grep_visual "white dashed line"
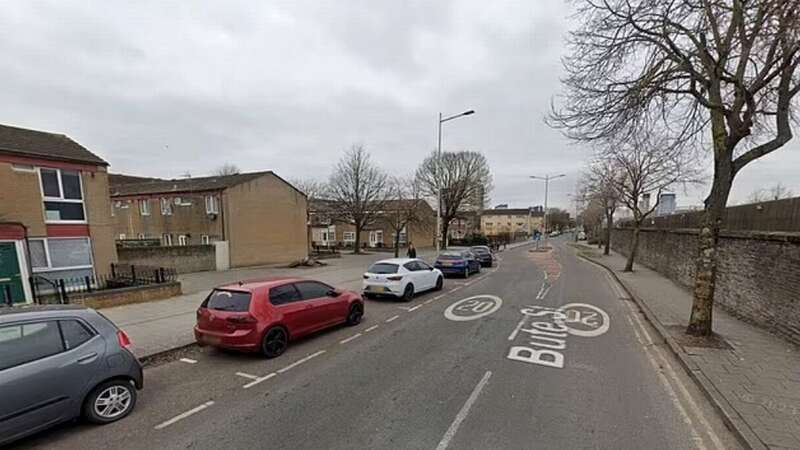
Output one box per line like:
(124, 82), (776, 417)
(154, 401), (214, 430)
(364, 325), (379, 333)
(385, 315), (399, 323)
(435, 371), (492, 450)
(433, 294), (446, 300)
(277, 350), (326, 374)
(424, 299), (434, 305)
(408, 304), (423, 312)
(243, 372), (277, 389)
(340, 333), (362, 344)
(179, 358), (197, 364)
(507, 317), (527, 341)
(235, 372), (260, 380)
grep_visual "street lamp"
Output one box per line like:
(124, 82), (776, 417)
(436, 109), (475, 252)
(530, 174), (565, 248)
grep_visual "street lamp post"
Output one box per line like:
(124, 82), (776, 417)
(530, 174), (565, 248)
(436, 109), (475, 253)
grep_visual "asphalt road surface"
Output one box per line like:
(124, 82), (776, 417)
(12, 239), (742, 450)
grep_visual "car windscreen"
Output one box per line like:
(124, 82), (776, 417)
(203, 289), (252, 312)
(368, 263), (399, 274)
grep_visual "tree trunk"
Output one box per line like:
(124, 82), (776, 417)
(441, 220), (450, 250)
(393, 232), (401, 258)
(687, 160), (734, 336)
(353, 225), (362, 254)
(604, 212), (612, 256)
(623, 224), (640, 272)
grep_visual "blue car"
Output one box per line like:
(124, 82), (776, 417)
(434, 250), (481, 278)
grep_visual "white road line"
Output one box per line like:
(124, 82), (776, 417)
(424, 299), (434, 305)
(435, 371), (493, 450)
(154, 401), (214, 430)
(507, 317), (527, 341)
(385, 315), (399, 323)
(339, 333), (362, 344)
(243, 372), (276, 389)
(277, 350), (326, 374)
(364, 325), (379, 333)
(235, 372), (260, 380)
(433, 294), (446, 300)
(408, 304), (423, 312)
(179, 358), (197, 364)
(535, 282), (547, 300)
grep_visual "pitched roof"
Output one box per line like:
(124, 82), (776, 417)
(0, 124), (108, 166)
(109, 171), (273, 197)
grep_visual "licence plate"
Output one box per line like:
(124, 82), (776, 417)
(201, 335), (221, 345)
(441, 261), (452, 266)
(366, 285), (388, 292)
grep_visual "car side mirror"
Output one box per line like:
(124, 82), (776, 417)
(327, 289), (341, 297)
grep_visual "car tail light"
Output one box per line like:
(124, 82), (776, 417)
(226, 315), (257, 324)
(117, 330), (132, 349)
(363, 274), (370, 279)
(387, 275), (403, 281)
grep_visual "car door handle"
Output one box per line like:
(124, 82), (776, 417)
(77, 353), (98, 364)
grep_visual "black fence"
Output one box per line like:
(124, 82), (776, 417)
(29, 263), (178, 305)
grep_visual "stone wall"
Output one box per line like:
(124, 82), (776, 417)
(117, 245), (215, 274)
(612, 228), (800, 346)
(71, 281), (182, 309)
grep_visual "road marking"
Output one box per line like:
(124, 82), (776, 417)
(408, 304), (423, 312)
(507, 317), (527, 341)
(154, 401), (214, 430)
(277, 350), (326, 374)
(424, 299), (434, 304)
(235, 372), (260, 380)
(385, 315), (399, 323)
(433, 294), (446, 300)
(340, 333), (362, 344)
(179, 358), (197, 364)
(445, 295), (503, 322)
(243, 372), (277, 389)
(435, 371), (493, 450)
(364, 325), (379, 333)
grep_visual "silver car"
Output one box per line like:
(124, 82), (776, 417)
(0, 305), (143, 446)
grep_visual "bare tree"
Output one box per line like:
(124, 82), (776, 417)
(599, 132), (701, 272)
(214, 163), (241, 176)
(549, 0), (800, 336)
(747, 182), (794, 203)
(291, 178), (327, 202)
(581, 159), (620, 256)
(327, 145), (388, 254)
(382, 177), (432, 257)
(415, 150), (492, 249)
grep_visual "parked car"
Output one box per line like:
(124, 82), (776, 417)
(362, 258), (444, 301)
(0, 305), (143, 446)
(470, 245), (494, 267)
(194, 278), (364, 358)
(434, 250), (482, 278)
(578, 231), (587, 241)
(549, 230), (560, 237)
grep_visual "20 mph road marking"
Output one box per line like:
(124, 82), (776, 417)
(154, 401), (214, 430)
(435, 371), (493, 450)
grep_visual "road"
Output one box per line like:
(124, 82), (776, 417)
(12, 240), (742, 450)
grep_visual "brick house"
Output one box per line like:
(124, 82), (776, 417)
(0, 124), (117, 304)
(481, 208), (544, 238)
(109, 171), (308, 268)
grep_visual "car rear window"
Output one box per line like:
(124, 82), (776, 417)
(438, 252), (463, 259)
(368, 263), (399, 274)
(472, 247), (489, 254)
(203, 289), (252, 312)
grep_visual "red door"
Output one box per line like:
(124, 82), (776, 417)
(269, 283), (318, 338)
(295, 281), (348, 330)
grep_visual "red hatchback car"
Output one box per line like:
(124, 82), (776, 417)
(194, 278), (364, 358)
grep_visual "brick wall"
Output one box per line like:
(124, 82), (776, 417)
(72, 281), (181, 309)
(612, 228), (800, 345)
(117, 245), (215, 273)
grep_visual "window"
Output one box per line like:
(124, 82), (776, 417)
(138, 233), (145, 239)
(417, 261), (433, 271)
(178, 235), (188, 246)
(367, 263), (399, 274)
(139, 199), (151, 216)
(343, 232), (356, 242)
(162, 233), (173, 246)
(202, 290), (252, 312)
(201, 235), (210, 245)
(59, 320), (94, 350)
(269, 284), (301, 306)
(40, 168), (85, 222)
(0, 321), (64, 371)
(12, 164), (35, 172)
(205, 195), (219, 214)
(403, 261), (421, 271)
(160, 198), (172, 216)
(119, 234), (127, 240)
(29, 238), (93, 272)
(295, 281), (333, 300)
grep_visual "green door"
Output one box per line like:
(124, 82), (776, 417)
(0, 242), (26, 304)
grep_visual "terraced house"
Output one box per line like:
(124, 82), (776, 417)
(109, 171), (308, 268)
(0, 124), (116, 304)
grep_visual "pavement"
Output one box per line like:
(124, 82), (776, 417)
(14, 238), (742, 450)
(574, 242), (800, 450)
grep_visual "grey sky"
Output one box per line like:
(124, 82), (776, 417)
(1, 0), (798, 210)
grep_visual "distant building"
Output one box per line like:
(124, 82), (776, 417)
(656, 193), (676, 216)
(480, 208), (544, 237)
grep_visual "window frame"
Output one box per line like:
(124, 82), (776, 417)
(160, 198), (173, 216)
(342, 231), (356, 242)
(205, 195), (219, 214)
(201, 235), (210, 245)
(178, 235), (188, 246)
(0, 320), (66, 371)
(294, 281), (334, 301)
(58, 319), (97, 351)
(162, 233), (173, 246)
(268, 283), (302, 306)
(139, 199), (151, 216)
(28, 237), (95, 273)
(38, 167), (86, 224)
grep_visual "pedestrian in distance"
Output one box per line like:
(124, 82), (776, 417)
(406, 242), (417, 258)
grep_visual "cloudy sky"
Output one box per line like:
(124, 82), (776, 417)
(1, 0), (798, 210)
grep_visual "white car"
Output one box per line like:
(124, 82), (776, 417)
(362, 258), (444, 301)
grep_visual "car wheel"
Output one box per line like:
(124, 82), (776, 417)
(262, 327), (289, 359)
(346, 303), (364, 326)
(434, 276), (443, 291)
(83, 379), (137, 424)
(476, 264), (481, 274)
(402, 284), (414, 302)
(363, 292), (376, 300)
